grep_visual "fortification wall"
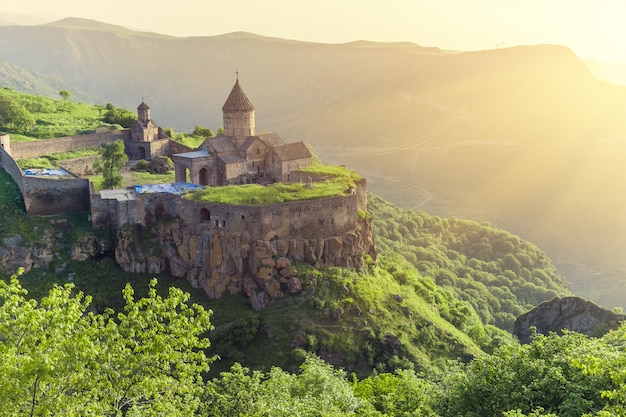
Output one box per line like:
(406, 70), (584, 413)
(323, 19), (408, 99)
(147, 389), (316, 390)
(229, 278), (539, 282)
(1, 134), (91, 215)
(1, 134), (11, 155)
(22, 176), (90, 215)
(10, 130), (130, 159)
(113, 187), (375, 306)
(58, 156), (97, 176)
(0, 138), (26, 195)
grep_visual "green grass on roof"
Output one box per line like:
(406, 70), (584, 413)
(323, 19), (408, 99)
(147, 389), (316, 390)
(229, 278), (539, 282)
(186, 177), (354, 205)
(297, 164), (362, 179)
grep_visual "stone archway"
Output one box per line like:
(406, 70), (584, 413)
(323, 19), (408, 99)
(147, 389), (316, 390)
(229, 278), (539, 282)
(136, 146), (146, 161)
(199, 168), (209, 186)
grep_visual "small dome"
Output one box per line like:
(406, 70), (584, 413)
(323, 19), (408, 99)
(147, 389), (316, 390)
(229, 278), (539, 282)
(137, 101), (150, 110)
(222, 79), (255, 112)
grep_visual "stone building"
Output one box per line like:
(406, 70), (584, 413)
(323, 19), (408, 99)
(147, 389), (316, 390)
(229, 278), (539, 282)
(126, 101), (170, 160)
(172, 77), (312, 186)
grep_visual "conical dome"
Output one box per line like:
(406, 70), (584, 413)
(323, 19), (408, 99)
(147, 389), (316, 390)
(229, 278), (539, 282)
(222, 79), (255, 112)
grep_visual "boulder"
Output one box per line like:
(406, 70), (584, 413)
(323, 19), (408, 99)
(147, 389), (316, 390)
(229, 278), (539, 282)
(513, 296), (625, 343)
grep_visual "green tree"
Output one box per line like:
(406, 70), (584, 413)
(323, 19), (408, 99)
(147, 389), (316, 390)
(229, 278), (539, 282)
(437, 332), (620, 417)
(0, 274), (213, 416)
(93, 140), (128, 189)
(59, 90), (71, 101)
(205, 355), (369, 416)
(0, 97), (35, 133)
(102, 104), (137, 128)
(353, 370), (437, 416)
(192, 125), (214, 138)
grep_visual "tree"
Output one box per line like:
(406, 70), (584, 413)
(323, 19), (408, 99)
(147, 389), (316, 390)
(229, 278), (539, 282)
(102, 104), (137, 128)
(204, 355), (369, 416)
(353, 370), (437, 416)
(0, 274), (213, 416)
(59, 90), (71, 101)
(93, 140), (128, 189)
(436, 332), (620, 417)
(0, 98), (35, 134)
(192, 125), (214, 138)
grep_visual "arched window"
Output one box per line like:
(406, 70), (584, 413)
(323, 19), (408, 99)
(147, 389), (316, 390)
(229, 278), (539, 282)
(199, 208), (211, 222)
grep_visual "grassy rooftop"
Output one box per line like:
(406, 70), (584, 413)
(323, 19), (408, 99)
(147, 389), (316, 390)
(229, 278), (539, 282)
(185, 165), (361, 205)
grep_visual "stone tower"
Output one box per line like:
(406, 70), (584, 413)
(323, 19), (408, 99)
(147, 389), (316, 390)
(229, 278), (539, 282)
(222, 75), (255, 148)
(137, 101), (150, 123)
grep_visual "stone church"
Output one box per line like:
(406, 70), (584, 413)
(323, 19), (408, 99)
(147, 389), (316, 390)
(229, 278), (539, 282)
(172, 77), (312, 186)
(126, 101), (171, 161)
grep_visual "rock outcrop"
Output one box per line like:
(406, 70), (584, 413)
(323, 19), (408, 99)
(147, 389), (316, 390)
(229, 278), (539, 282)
(0, 231), (104, 275)
(513, 296), (625, 343)
(115, 217), (376, 310)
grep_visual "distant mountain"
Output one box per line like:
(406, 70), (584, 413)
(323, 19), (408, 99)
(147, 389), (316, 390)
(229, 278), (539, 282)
(2, 18), (626, 308)
(585, 59), (626, 86)
(0, 56), (96, 101)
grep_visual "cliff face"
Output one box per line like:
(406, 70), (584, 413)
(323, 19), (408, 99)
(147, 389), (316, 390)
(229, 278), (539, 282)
(115, 217), (376, 310)
(0, 231), (103, 275)
(514, 296), (625, 343)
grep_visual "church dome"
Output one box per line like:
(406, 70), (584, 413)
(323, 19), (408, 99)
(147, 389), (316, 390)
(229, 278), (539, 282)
(222, 79), (255, 112)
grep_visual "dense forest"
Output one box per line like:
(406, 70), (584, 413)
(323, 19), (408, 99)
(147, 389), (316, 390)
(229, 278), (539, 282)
(1, 88), (625, 416)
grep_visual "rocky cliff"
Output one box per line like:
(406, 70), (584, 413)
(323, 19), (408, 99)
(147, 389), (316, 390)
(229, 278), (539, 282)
(513, 296), (625, 343)
(115, 217), (376, 310)
(0, 231), (103, 275)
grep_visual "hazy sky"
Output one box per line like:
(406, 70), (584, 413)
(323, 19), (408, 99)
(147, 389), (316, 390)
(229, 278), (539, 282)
(2, 0), (626, 62)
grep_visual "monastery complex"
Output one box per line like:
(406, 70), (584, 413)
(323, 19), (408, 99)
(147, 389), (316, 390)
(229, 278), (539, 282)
(0, 78), (375, 304)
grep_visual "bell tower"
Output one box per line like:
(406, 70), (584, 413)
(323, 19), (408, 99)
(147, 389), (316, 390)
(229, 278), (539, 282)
(222, 73), (255, 147)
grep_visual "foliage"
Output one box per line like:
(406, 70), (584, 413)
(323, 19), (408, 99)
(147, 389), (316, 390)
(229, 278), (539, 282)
(0, 96), (35, 133)
(0, 274), (213, 416)
(131, 159), (152, 171)
(93, 139), (128, 189)
(352, 369), (438, 416)
(369, 193), (570, 332)
(0, 88), (104, 141)
(58, 90), (71, 101)
(192, 125), (215, 138)
(203, 355), (370, 416)
(436, 331), (621, 417)
(102, 103), (137, 128)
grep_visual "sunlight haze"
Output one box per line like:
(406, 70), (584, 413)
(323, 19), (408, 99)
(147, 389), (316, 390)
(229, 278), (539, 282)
(2, 0), (626, 62)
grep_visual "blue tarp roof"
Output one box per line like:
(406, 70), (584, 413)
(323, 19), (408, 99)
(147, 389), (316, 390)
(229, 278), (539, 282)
(23, 168), (71, 177)
(133, 182), (204, 195)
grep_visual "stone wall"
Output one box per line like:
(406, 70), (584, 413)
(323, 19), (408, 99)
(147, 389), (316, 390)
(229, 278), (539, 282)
(10, 130), (130, 159)
(22, 176), (90, 215)
(58, 156), (98, 176)
(1, 135), (91, 215)
(0, 138), (26, 195)
(107, 181), (374, 308)
(169, 140), (194, 155)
